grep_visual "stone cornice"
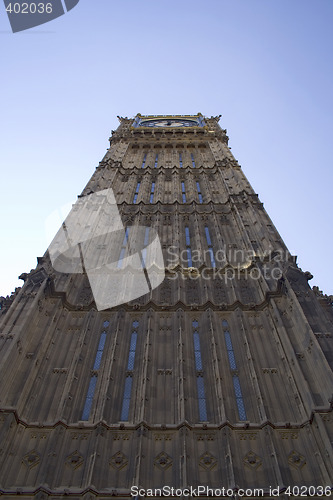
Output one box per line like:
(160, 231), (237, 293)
(45, 275), (287, 312)
(108, 127), (229, 145)
(115, 192), (263, 214)
(0, 407), (331, 433)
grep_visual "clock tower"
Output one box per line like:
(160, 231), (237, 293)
(0, 114), (332, 498)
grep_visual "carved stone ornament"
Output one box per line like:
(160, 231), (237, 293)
(199, 451), (217, 471)
(154, 451), (173, 471)
(109, 451), (128, 470)
(22, 449), (41, 469)
(288, 450), (306, 470)
(65, 450), (84, 470)
(243, 450), (262, 470)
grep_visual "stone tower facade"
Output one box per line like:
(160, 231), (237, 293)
(0, 114), (332, 498)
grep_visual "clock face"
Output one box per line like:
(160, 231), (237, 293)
(139, 118), (198, 128)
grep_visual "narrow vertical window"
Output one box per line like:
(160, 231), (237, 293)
(192, 319), (208, 421)
(141, 153), (146, 168)
(141, 227), (150, 266)
(224, 331), (237, 369)
(179, 153), (183, 168)
(222, 319), (247, 421)
(133, 182), (140, 203)
(181, 181), (186, 203)
(196, 181), (203, 203)
(81, 376), (97, 421)
(191, 153), (196, 168)
(193, 331), (203, 370)
(81, 320), (110, 421)
(204, 226), (216, 268)
(154, 154), (158, 168)
(197, 376), (208, 421)
(185, 226), (192, 267)
(127, 331), (138, 370)
(233, 375), (247, 421)
(118, 227), (130, 268)
(149, 181), (155, 203)
(93, 331), (107, 370)
(120, 320), (139, 421)
(120, 377), (133, 421)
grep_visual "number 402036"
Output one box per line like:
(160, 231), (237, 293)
(5, 3), (53, 14)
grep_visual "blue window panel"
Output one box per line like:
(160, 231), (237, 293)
(121, 228), (130, 247)
(187, 248), (193, 267)
(208, 248), (216, 268)
(123, 376), (133, 399)
(120, 397), (131, 421)
(81, 398), (93, 421)
(196, 180), (203, 202)
(154, 154), (158, 168)
(141, 154), (146, 168)
(233, 375), (243, 399)
(204, 227), (212, 246)
(127, 350), (136, 370)
(93, 331), (107, 370)
(141, 229), (149, 264)
(227, 350), (237, 370)
(93, 350), (103, 370)
(81, 376), (98, 420)
(193, 332), (200, 351)
(133, 182), (140, 203)
(197, 377), (208, 421)
(87, 375), (98, 398)
(127, 332), (137, 369)
(141, 248), (147, 266)
(129, 332), (138, 351)
(97, 332), (107, 352)
(121, 377), (133, 420)
(224, 331), (233, 352)
(179, 153), (183, 167)
(236, 397), (247, 421)
(103, 320), (110, 328)
(150, 194), (154, 203)
(192, 320), (199, 328)
(222, 319), (229, 328)
(117, 247), (126, 268)
(144, 227), (150, 246)
(197, 376), (206, 399)
(195, 351), (203, 371)
(133, 320), (139, 328)
(198, 397), (208, 421)
(181, 182), (186, 203)
(151, 182), (155, 193)
(185, 227), (190, 246)
(191, 153), (196, 168)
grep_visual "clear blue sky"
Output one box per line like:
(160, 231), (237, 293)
(1, 0), (333, 296)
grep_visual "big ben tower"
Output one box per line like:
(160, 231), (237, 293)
(0, 114), (332, 498)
